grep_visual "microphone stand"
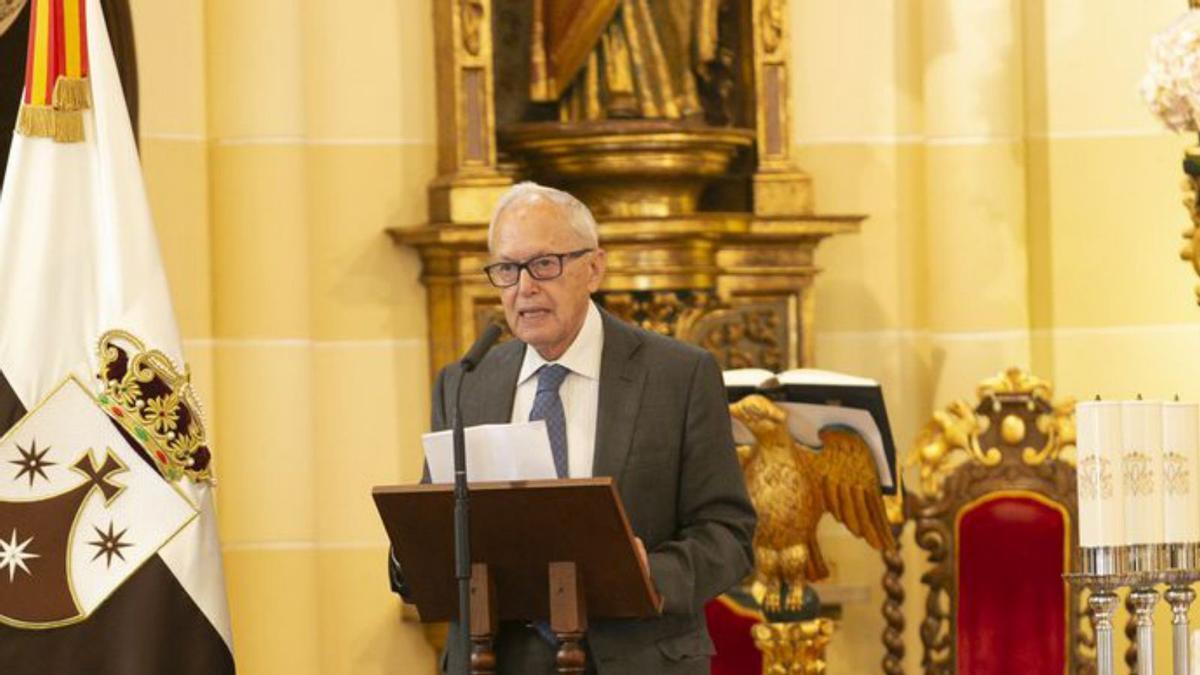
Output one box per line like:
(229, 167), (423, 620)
(452, 368), (472, 674)
(450, 322), (500, 674)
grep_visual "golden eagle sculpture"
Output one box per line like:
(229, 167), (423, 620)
(731, 394), (898, 613)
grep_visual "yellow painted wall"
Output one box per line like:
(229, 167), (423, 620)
(126, 0), (1200, 672)
(130, 0), (435, 673)
(797, 1), (1199, 673)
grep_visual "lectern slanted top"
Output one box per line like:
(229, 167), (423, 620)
(372, 477), (661, 623)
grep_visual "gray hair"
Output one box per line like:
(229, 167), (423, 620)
(487, 181), (599, 252)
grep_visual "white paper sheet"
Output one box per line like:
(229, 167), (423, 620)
(422, 420), (559, 483)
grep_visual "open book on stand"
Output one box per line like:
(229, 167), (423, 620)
(723, 368), (899, 495)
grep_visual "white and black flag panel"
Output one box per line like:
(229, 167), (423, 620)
(0, 0), (234, 671)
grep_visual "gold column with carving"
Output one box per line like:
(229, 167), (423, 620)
(418, 0), (513, 374)
(429, 0), (510, 223)
(751, 0), (812, 217)
(1151, 0), (1200, 301)
(1181, 145), (1200, 303)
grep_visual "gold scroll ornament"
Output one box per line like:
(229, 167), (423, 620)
(910, 367), (1076, 500)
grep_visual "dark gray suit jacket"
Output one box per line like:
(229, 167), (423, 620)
(429, 309), (756, 674)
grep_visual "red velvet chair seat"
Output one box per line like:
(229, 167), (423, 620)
(706, 596), (763, 675)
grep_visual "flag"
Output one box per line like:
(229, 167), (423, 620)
(0, 0), (235, 672)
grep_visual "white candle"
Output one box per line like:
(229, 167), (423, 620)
(1121, 400), (1165, 546)
(1076, 401), (1124, 548)
(1162, 401), (1200, 543)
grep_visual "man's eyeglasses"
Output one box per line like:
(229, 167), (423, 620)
(483, 249), (593, 288)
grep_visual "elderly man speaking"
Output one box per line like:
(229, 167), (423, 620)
(400, 182), (756, 674)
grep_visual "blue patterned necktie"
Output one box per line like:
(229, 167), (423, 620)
(529, 364), (570, 478)
(528, 364), (573, 646)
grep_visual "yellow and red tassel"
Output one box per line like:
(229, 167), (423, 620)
(16, 0), (91, 143)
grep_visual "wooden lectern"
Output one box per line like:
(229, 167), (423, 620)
(373, 478), (662, 674)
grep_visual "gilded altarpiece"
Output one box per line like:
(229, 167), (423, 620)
(392, 0), (864, 379)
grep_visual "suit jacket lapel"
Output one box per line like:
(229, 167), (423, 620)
(592, 310), (646, 479)
(464, 339), (523, 426)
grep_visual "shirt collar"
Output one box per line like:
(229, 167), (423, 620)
(517, 300), (604, 385)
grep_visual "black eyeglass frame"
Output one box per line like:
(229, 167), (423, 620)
(482, 248), (595, 288)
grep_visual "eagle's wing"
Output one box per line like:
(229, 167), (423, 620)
(811, 427), (898, 552)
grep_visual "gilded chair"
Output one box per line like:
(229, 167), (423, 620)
(907, 368), (1091, 675)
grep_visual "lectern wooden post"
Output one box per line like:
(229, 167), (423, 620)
(373, 478), (662, 674)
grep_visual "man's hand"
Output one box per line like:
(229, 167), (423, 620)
(635, 537), (664, 613)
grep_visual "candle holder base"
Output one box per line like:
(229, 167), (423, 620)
(1164, 542), (1200, 571)
(1123, 544), (1168, 574)
(1082, 546), (1124, 576)
(1067, 545), (1200, 675)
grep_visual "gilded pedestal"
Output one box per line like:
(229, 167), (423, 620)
(752, 619), (835, 675)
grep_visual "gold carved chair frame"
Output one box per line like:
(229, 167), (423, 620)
(905, 369), (1091, 675)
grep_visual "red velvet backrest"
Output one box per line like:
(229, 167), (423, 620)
(956, 493), (1067, 675)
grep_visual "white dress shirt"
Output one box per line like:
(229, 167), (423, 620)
(510, 300), (604, 478)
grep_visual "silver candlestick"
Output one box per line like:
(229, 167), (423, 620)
(1131, 587), (1161, 675)
(1165, 585), (1195, 675)
(1069, 543), (1200, 675)
(1089, 590), (1120, 675)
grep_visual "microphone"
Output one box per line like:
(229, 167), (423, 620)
(460, 322), (503, 372)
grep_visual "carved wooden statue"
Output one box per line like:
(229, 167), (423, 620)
(731, 394), (896, 613)
(530, 0), (733, 124)
(728, 393), (896, 674)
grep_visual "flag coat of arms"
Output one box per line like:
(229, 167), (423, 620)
(0, 0), (234, 671)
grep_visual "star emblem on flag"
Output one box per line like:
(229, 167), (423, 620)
(0, 380), (202, 630)
(10, 439), (54, 486)
(0, 528), (38, 582)
(88, 521), (132, 568)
